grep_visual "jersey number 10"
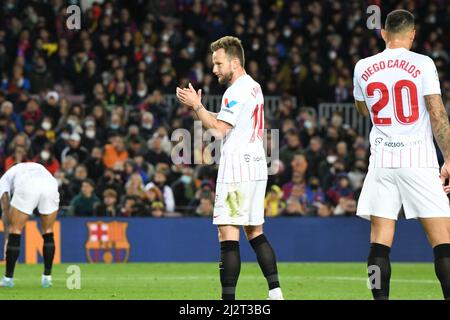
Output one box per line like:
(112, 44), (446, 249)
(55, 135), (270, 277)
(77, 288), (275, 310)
(367, 80), (419, 126)
(251, 104), (264, 142)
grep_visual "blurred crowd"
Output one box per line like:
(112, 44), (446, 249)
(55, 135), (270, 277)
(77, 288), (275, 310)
(0, 0), (448, 218)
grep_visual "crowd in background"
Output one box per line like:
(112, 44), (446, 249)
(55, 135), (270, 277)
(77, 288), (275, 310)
(0, 0), (448, 217)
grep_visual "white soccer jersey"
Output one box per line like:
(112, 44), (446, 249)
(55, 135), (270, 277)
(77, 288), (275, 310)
(0, 162), (55, 197)
(353, 47), (441, 168)
(216, 74), (268, 183)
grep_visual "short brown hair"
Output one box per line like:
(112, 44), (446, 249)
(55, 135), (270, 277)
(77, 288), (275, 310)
(385, 9), (415, 34)
(103, 188), (118, 199)
(210, 36), (245, 68)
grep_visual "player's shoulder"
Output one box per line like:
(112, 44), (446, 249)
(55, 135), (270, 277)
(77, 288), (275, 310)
(225, 75), (256, 98)
(354, 52), (383, 71)
(409, 51), (436, 67)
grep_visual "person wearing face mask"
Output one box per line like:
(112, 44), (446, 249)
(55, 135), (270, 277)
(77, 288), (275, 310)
(132, 81), (148, 105)
(33, 144), (60, 175)
(81, 123), (97, 152)
(139, 111), (155, 140)
(170, 166), (196, 213)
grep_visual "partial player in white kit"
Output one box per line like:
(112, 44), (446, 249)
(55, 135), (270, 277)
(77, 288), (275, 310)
(353, 10), (450, 299)
(176, 36), (283, 300)
(0, 162), (60, 288)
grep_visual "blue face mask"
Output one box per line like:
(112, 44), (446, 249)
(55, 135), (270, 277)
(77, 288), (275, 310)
(180, 175), (192, 184)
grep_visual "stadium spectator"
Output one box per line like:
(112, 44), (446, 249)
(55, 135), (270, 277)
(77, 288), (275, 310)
(145, 171), (175, 213)
(326, 173), (357, 216)
(151, 201), (166, 217)
(61, 132), (89, 164)
(195, 196), (214, 217)
(103, 135), (129, 170)
(67, 179), (100, 216)
(282, 184), (307, 216)
(68, 164), (89, 197)
(4, 145), (28, 171)
(264, 185), (285, 217)
(1, 100), (23, 133)
(94, 188), (120, 217)
(33, 143), (60, 175)
(171, 166), (196, 213)
(305, 136), (326, 178)
(41, 91), (61, 125)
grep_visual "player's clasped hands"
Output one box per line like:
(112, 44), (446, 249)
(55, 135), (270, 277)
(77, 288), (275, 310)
(176, 83), (202, 109)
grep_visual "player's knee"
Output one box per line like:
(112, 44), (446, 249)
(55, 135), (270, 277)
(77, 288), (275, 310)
(9, 225), (24, 234)
(246, 230), (264, 242)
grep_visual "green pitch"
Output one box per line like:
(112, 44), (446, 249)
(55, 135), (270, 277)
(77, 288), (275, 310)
(0, 262), (442, 300)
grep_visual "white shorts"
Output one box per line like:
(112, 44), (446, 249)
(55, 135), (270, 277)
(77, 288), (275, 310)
(357, 167), (450, 220)
(11, 175), (60, 215)
(213, 180), (267, 226)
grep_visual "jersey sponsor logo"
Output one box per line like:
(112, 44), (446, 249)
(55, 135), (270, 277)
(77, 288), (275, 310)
(222, 108), (234, 114)
(85, 221), (130, 263)
(374, 137), (383, 146)
(382, 140), (423, 148)
(224, 99), (237, 108)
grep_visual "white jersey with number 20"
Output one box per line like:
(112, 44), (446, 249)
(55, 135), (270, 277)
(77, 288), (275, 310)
(353, 47), (441, 169)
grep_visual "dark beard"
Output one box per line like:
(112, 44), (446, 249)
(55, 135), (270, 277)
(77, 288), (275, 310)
(218, 71), (233, 85)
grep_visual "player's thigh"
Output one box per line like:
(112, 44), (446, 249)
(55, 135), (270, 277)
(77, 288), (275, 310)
(10, 184), (40, 216)
(213, 182), (250, 226)
(370, 216), (396, 247)
(37, 179), (60, 215)
(218, 225), (240, 241)
(397, 168), (450, 219)
(8, 206), (30, 234)
(40, 211), (59, 234)
(247, 180), (266, 227)
(420, 217), (450, 248)
(357, 168), (402, 220)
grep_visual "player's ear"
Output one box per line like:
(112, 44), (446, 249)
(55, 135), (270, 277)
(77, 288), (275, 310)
(381, 29), (387, 42)
(231, 57), (239, 71)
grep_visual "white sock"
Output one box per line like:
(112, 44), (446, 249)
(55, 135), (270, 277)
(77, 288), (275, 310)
(3, 276), (12, 281)
(269, 287), (283, 298)
(42, 274), (52, 280)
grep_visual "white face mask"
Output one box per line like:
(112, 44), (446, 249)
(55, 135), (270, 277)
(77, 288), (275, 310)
(327, 155), (337, 164)
(42, 121), (51, 131)
(142, 123), (153, 130)
(67, 119), (77, 127)
(86, 130), (96, 139)
(40, 150), (50, 160)
(137, 90), (147, 98)
(61, 132), (70, 140)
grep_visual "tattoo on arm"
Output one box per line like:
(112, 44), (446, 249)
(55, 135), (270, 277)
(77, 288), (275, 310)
(425, 95), (450, 160)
